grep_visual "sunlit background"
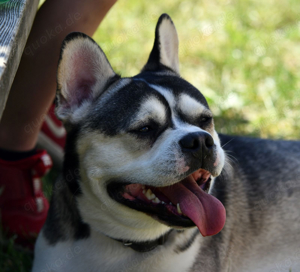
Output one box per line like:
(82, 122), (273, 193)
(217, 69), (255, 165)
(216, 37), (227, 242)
(93, 0), (300, 139)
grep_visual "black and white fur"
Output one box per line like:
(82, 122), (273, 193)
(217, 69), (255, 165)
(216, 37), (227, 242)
(32, 14), (300, 272)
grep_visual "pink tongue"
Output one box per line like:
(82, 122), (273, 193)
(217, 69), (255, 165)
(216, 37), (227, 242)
(159, 176), (226, 236)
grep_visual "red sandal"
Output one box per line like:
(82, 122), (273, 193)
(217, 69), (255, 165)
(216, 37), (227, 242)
(38, 103), (66, 165)
(0, 150), (52, 246)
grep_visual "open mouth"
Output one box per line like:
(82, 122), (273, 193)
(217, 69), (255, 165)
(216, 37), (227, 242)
(107, 169), (226, 237)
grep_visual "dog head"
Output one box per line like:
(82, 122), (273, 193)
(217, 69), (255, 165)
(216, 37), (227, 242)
(56, 14), (226, 242)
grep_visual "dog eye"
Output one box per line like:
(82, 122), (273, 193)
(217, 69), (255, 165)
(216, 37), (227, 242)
(139, 126), (151, 132)
(200, 116), (212, 123)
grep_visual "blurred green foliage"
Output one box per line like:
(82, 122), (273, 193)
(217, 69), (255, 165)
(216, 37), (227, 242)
(94, 0), (300, 139)
(0, 238), (33, 272)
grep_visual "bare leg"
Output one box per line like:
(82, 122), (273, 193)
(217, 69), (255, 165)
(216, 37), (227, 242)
(0, 0), (117, 151)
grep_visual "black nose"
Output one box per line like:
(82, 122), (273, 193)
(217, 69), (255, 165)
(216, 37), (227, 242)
(179, 132), (214, 156)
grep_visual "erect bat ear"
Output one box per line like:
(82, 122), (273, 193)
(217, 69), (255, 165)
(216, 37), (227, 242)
(142, 14), (180, 74)
(56, 32), (119, 123)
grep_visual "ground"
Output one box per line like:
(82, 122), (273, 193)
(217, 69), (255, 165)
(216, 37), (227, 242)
(1, 0), (300, 270)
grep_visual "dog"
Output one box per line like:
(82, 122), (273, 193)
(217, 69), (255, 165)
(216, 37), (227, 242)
(32, 14), (300, 272)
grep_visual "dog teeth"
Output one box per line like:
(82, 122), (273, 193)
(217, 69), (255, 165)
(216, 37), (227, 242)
(177, 203), (182, 214)
(152, 197), (161, 204)
(141, 188), (170, 205)
(145, 189), (156, 200)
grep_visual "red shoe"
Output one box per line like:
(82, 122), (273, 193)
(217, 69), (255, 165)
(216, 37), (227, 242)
(38, 103), (66, 166)
(0, 150), (52, 246)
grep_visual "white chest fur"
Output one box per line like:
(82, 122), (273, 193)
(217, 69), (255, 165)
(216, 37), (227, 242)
(32, 228), (200, 272)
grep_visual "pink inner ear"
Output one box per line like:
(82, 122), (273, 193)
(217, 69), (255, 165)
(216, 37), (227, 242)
(66, 79), (94, 108)
(65, 46), (98, 108)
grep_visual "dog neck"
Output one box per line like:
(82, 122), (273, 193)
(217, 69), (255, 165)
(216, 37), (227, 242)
(114, 230), (173, 252)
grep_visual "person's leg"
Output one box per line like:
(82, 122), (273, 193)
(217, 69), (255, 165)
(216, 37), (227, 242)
(0, 0), (117, 244)
(0, 0), (117, 151)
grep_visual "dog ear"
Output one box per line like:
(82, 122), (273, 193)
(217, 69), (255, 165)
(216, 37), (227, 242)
(142, 14), (179, 74)
(56, 32), (118, 123)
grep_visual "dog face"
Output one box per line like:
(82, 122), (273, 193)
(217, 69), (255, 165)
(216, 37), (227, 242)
(56, 14), (226, 242)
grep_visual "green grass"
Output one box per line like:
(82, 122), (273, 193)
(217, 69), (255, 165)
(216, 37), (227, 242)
(0, 238), (33, 272)
(2, 0), (300, 270)
(94, 0), (300, 139)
